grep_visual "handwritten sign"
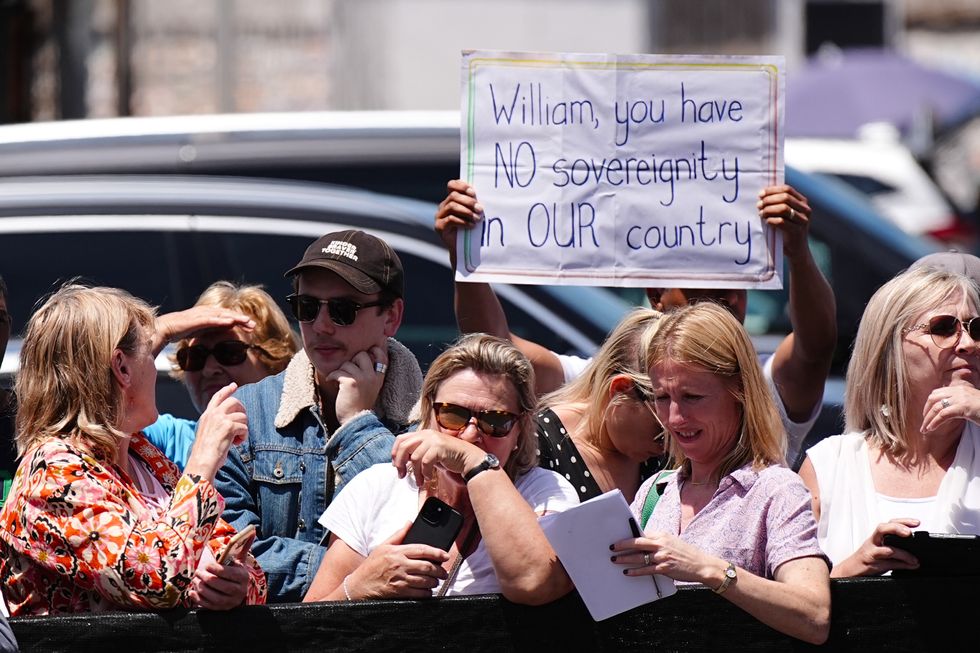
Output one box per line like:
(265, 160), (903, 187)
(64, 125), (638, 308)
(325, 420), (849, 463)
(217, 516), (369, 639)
(458, 50), (785, 289)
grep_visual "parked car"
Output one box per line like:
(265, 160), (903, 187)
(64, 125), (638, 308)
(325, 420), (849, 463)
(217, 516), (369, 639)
(0, 112), (941, 449)
(0, 175), (631, 417)
(0, 111), (460, 203)
(785, 128), (975, 247)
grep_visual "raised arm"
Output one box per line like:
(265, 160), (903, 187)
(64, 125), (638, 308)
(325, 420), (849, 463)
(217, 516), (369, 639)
(152, 305), (255, 356)
(758, 185), (836, 422)
(436, 179), (567, 394)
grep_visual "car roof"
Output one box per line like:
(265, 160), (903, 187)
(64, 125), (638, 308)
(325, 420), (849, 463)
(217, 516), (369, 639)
(0, 111), (462, 178)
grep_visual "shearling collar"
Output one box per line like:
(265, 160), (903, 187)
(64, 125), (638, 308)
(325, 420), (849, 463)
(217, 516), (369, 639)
(274, 338), (423, 429)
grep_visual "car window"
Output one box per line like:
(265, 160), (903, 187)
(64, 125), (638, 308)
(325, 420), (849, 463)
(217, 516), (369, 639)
(1, 227), (585, 372)
(828, 173), (898, 197)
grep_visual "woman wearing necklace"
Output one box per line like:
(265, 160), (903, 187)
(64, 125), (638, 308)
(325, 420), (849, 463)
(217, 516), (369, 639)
(303, 334), (578, 604)
(611, 302), (830, 645)
(536, 308), (666, 503)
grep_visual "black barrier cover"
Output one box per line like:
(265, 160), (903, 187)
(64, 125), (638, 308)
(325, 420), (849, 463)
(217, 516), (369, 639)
(8, 577), (972, 652)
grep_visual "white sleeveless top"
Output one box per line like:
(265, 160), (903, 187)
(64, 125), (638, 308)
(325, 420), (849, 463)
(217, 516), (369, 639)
(806, 424), (980, 565)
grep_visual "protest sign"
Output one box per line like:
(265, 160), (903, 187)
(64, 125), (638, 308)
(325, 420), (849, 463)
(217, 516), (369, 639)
(458, 50), (785, 289)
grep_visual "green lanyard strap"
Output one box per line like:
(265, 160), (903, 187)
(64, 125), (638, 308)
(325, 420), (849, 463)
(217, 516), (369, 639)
(639, 469), (676, 530)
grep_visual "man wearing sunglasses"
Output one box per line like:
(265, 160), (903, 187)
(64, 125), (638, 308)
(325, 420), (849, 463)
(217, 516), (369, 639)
(214, 230), (424, 603)
(435, 179), (837, 466)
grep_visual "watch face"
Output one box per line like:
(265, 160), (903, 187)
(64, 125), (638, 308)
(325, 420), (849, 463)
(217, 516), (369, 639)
(725, 567), (737, 579)
(486, 453), (500, 468)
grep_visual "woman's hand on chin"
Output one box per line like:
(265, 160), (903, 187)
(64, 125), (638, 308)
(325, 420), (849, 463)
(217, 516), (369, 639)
(921, 385), (980, 433)
(344, 522), (451, 600)
(391, 430), (487, 488)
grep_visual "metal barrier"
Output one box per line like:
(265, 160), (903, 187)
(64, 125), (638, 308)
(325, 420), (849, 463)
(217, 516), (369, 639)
(8, 577), (969, 652)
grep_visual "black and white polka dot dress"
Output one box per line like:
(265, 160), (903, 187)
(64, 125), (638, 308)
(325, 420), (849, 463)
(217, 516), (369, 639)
(534, 407), (602, 502)
(535, 407), (667, 503)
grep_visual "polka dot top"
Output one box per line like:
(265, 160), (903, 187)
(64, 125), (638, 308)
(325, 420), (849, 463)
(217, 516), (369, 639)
(535, 406), (667, 503)
(535, 407), (601, 502)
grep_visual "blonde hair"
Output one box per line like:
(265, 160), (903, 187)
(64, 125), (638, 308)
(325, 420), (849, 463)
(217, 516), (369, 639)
(418, 333), (537, 479)
(15, 284), (156, 461)
(541, 308), (664, 447)
(845, 265), (978, 456)
(646, 302), (785, 479)
(170, 281), (298, 380)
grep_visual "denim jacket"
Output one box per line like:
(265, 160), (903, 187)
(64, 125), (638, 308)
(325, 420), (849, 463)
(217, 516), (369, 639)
(215, 338), (423, 602)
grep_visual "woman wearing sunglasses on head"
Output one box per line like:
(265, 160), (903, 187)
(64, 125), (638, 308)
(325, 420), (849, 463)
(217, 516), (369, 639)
(143, 281), (299, 470)
(303, 334), (578, 605)
(799, 262), (980, 577)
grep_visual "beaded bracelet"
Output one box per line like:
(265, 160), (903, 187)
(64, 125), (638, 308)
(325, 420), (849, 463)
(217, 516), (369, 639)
(342, 574), (353, 601)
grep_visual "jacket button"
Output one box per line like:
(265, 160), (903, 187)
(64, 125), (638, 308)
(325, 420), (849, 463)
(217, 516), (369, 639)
(273, 462), (284, 479)
(299, 462), (306, 473)
(298, 518), (306, 531)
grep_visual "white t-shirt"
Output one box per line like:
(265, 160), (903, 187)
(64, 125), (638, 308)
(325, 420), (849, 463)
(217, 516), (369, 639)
(556, 351), (819, 464)
(319, 464), (579, 596)
(807, 427), (980, 565)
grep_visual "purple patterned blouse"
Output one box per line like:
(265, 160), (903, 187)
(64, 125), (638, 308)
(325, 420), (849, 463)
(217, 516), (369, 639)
(630, 463), (827, 579)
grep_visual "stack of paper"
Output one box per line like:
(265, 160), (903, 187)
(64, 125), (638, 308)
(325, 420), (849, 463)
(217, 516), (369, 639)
(541, 489), (677, 621)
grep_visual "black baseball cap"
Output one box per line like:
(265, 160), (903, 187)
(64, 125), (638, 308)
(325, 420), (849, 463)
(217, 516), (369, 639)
(285, 230), (404, 298)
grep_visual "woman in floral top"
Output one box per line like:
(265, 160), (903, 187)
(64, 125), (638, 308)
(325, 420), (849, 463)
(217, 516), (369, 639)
(0, 285), (266, 615)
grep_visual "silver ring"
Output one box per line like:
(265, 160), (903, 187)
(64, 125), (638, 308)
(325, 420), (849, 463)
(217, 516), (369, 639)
(788, 207), (796, 221)
(942, 398), (951, 409)
(375, 362), (388, 374)
(643, 552), (651, 566)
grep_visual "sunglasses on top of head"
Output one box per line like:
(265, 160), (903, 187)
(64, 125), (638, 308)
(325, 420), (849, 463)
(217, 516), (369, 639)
(902, 314), (980, 349)
(286, 293), (387, 327)
(175, 340), (261, 372)
(432, 402), (519, 438)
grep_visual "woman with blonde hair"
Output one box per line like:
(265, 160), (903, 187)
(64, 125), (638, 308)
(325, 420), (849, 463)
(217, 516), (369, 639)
(800, 263), (980, 576)
(145, 280), (299, 469)
(536, 308), (666, 502)
(0, 284), (266, 615)
(612, 302), (830, 645)
(304, 334), (578, 605)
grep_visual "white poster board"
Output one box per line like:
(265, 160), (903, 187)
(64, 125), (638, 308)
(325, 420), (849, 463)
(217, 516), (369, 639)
(459, 50), (785, 289)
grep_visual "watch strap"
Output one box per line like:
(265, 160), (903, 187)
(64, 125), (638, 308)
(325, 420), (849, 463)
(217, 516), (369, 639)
(463, 454), (498, 482)
(713, 561), (737, 594)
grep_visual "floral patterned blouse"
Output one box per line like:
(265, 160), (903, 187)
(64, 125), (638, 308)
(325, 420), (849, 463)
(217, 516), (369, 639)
(0, 432), (267, 615)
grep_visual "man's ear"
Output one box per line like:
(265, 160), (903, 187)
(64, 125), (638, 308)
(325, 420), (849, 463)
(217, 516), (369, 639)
(383, 298), (405, 338)
(110, 349), (131, 390)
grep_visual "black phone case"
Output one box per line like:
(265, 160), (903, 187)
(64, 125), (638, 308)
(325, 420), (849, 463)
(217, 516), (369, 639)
(403, 497), (464, 551)
(883, 531), (980, 576)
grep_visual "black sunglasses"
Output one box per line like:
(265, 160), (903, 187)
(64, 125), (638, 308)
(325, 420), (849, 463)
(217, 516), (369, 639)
(286, 293), (387, 326)
(902, 314), (980, 349)
(432, 402), (519, 438)
(175, 340), (260, 372)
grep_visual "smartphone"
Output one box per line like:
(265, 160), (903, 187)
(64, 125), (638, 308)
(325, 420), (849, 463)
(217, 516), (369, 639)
(402, 497), (463, 551)
(217, 524), (257, 565)
(883, 531), (980, 576)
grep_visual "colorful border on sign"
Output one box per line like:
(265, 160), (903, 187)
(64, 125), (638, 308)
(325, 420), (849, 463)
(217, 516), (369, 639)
(461, 55), (782, 283)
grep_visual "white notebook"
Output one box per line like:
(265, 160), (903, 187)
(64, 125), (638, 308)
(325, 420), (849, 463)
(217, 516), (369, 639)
(541, 489), (676, 621)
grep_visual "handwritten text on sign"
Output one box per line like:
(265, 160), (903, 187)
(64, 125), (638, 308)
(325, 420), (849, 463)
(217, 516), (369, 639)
(458, 51), (784, 289)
